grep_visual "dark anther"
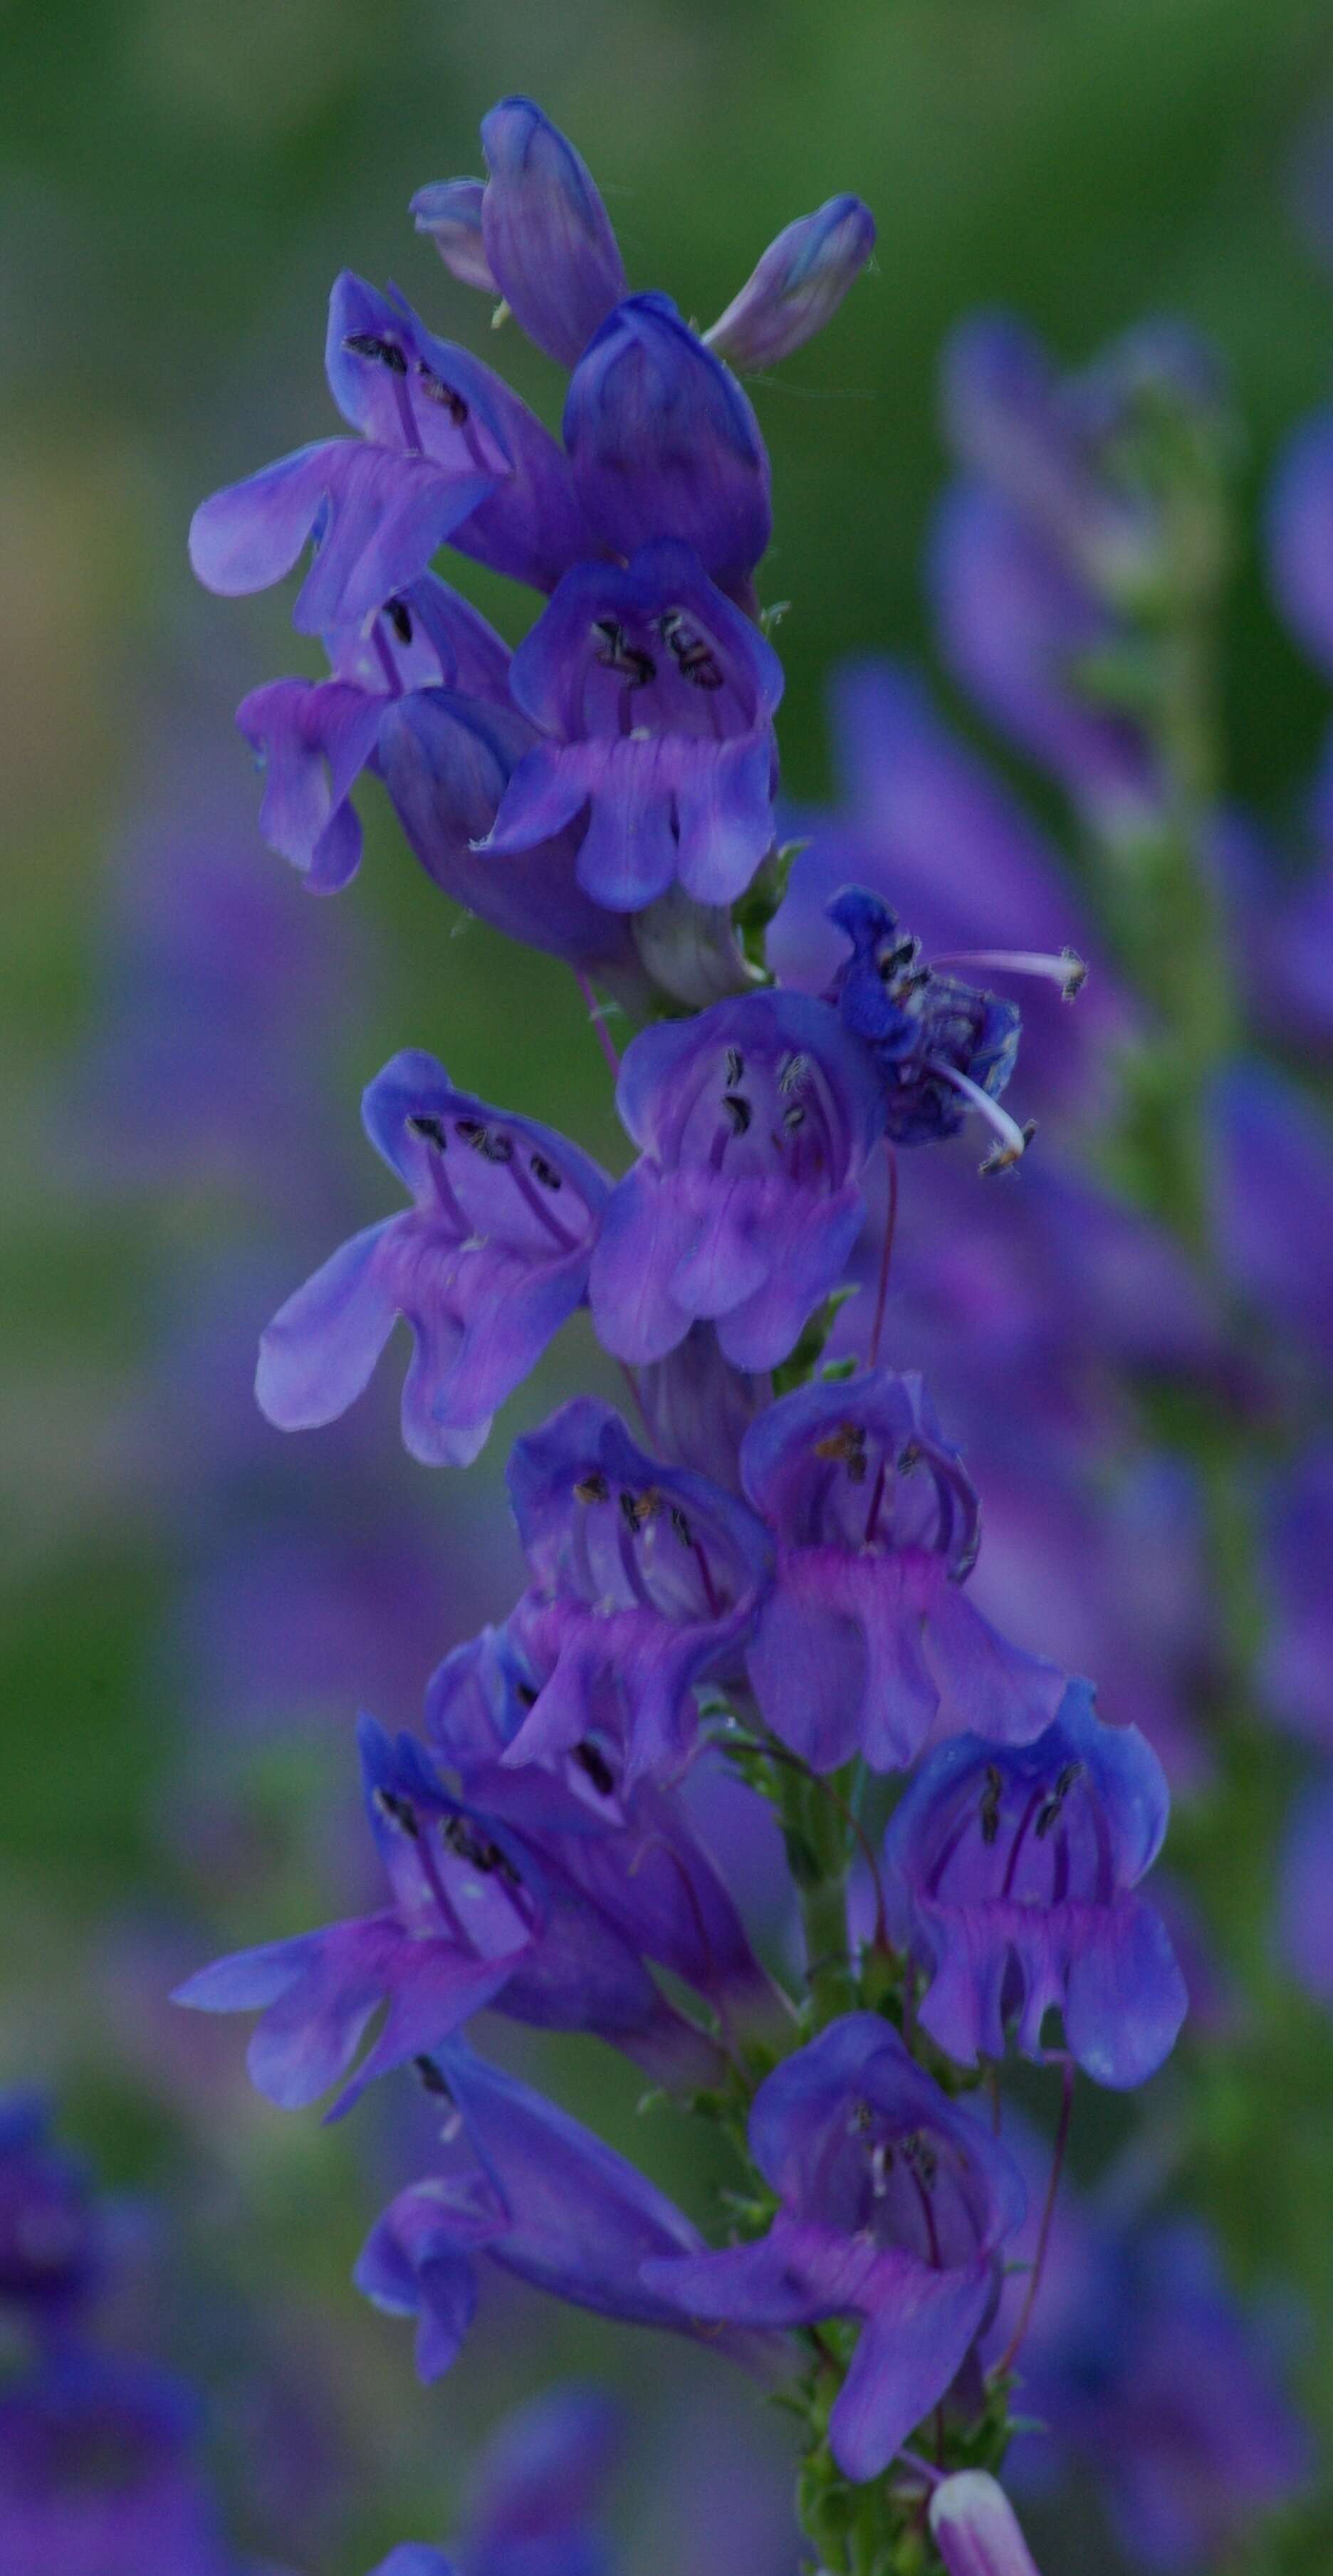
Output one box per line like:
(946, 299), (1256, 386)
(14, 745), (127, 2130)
(516, 1682), (538, 1709)
(722, 1092), (752, 1135)
(725, 1047), (745, 1087)
(669, 1504), (694, 1549)
(441, 1812), (521, 1885)
(849, 2098), (873, 2133)
(592, 618), (656, 688)
(415, 362), (469, 424)
(778, 1052), (810, 1095)
(618, 1488), (653, 1534)
(574, 1470), (610, 1505)
(1035, 1759), (1084, 1838)
(629, 1488), (661, 1527)
(660, 610), (723, 689)
(414, 2055), (452, 2097)
(530, 1153), (563, 1191)
(408, 1113), (448, 1151)
(387, 598), (414, 646)
(343, 330), (407, 372)
(455, 1117), (513, 1163)
(783, 1104), (806, 1133)
(574, 1739), (616, 1796)
(814, 1422), (868, 1482)
(373, 1786), (421, 1838)
(896, 1442), (923, 1473)
(979, 1764), (1004, 1846)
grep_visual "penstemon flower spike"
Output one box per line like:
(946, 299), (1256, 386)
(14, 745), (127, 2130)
(181, 89), (1211, 2576)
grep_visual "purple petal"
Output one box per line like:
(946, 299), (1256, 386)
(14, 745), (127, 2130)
(1267, 409), (1333, 680)
(830, 2263), (993, 2482)
(480, 96), (627, 368)
(706, 195), (877, 372)
(370, 2550), (459, 2576)
(924, 1585), (1067, 1747)
(674, 735), (776, 905)
(256, 1220), (401, 1433)
(1063, 1897), (1188, 2088)
(189, 441), (350, 594)
(565, 293), (772, 591)
(587, 1166), (696, 1362)
(929, 2472), (1045, 2576)
(291, 447), (496, 634)
(236, 677), (383, 889)
(411, 177), (497, 293)
(1278, 1773), (1333, 2001)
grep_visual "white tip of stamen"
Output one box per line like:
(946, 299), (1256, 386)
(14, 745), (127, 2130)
(928, 946), (1088, 1002)
(926, 1058), (1035, 1174)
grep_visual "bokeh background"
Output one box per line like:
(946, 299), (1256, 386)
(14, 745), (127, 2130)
(6, 1), (1333, 2568)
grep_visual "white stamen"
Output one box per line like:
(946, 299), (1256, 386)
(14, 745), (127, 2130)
(925, 1058), (1035, 1173)
(927, 946), (1087, 1001)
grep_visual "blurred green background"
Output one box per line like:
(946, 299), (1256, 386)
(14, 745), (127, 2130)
(5, 1), (1333, 2567)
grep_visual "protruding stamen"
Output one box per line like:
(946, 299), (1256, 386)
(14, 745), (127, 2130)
(929, 945), (1087, 1001)
(926, 1058), (1035, 1173)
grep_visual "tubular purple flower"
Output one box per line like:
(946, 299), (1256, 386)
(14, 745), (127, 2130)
(1258, 1447), (1333, 1750)
(883, 1680), (1187, 2088)
(929, 2472), (1044, 2576)
(370, 2551), (456, 2576)
(426, 1622), (772, 2014)
(255, 1049), (610, 1467)
(0, 2355), (238, 2576)
(479, 96), (628, 369)
(637, 1324), (771, 1494)
(704, 195), (877, 372)
(1266, 410), (1333, 680)
(377, 690), (643, 975)
(498, 1397), (774, 1787)
(1208, 1062), (1333, 1373)
(739, 1371), (1066, 1772)
(564, 293), (773, 595)
(355, 2041), (775, 2379)
(0, 2099), (102, 2333)
(481, 540), (784, 913)
(235, 572), (511, 893)
(827, 886), (1035, 1168)
(173, 1715), (714, 2112)
(1279, 1771), (1333, 2004)
(410, 177), (496, 293)
(642, 2014), (1025, 2481)
(587, 989), (885, 1368)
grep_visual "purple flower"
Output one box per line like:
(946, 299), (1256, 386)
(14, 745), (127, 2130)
(426, 1622), (771, 2015)
(461, 2383), (619, 2576)
(768, 659), (1126, 1111)
(377, 691), (642, 976)
(564, 294), (772, 597)
(497, 1398), (773, 1787)
(235, 572), (511, 894)
(1278, 1769), (1333, 2002)
(882, 1680), (1186, 2088)
(588, 990), (885, 1368)
(827, 886), (1038, 1170)
(704, 196), (877, 373)
(255, 1050), (610, 1467)
(738, 1371), (1065, 1773)
(929, 2473), (1044, 2576)
(355, 2041), (773, 2379)
(0, 2355), (238, 2576)
(481, 540), (783, 913)
(174, 1714), (714, 2110)
(0, 2099), (101, 2334)
(370, 2551), (456, 2576)
(642, 2013), (1025, 2481)
(636, 1324), (771, 1494)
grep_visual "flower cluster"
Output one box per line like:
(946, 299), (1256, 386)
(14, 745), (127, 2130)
(177, 86), (1328, 2576)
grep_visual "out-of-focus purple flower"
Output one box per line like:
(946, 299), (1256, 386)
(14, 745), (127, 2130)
(370, 2549), (457, 2576)
(738, 1371), (1065, 1771)
(1208, 1062), (1333, 1374)
(1005, 2197), (1309, 2571)
(174, 1714), (713, 2110)
(827, 887), (1036, 1168)
(462, 2382), (619, 2576)
(883, 1680), (1186, 2088)
(474, 96), (628, 370)
(0, 2354), (238, 2576)
(256, 1050), (610, 1468)
(481, 541), (783, 913)
(235, 573), (510, 895)
(427, 1623), (771, 2016)
(704, 197), (877, 372)
(1267, 410), (1333, 679)
(589, 990), (884, 1368)
(564, 294), (772, 596)
(768, 660), (1127, 1109)
(1258, 1445), (1333, 1748)
(355, 2041), (774, 2379)
(644, 2013), (1024, 2481)
(929, 2472), (1043, 2576)
(0, 2099), (101, 2334)
(498, 1398), (773, 1787)
(1278, 1769), (1333, 2001)
(378, 691), (643, 977)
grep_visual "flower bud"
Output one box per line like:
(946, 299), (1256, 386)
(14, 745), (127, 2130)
(705, 195), (876, 372)
(929, 2472), (1044, 2576)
